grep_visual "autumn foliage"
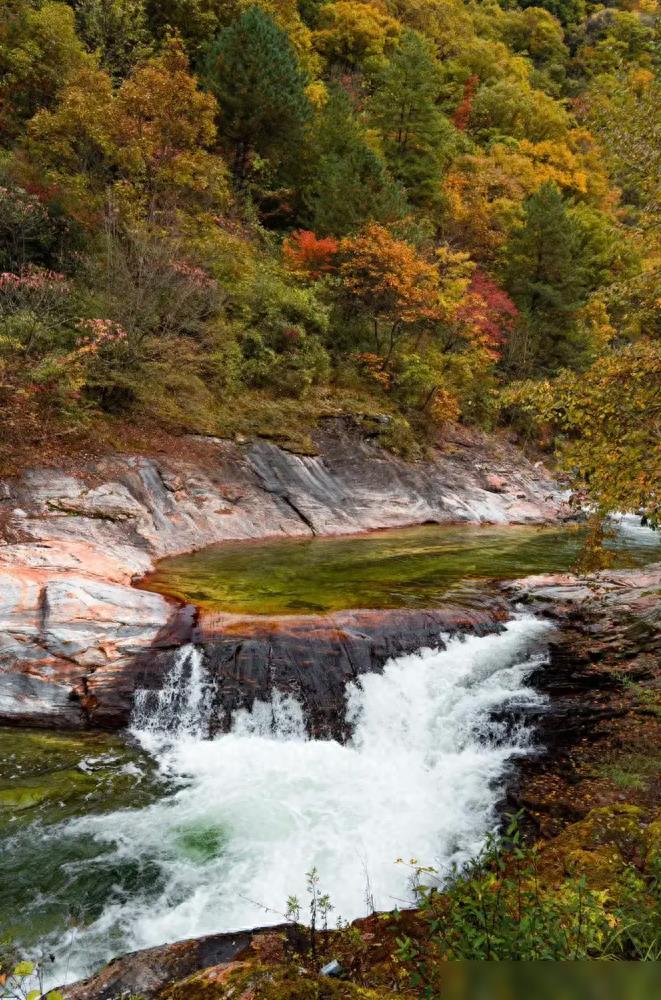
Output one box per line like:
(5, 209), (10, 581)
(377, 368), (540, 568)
(453, 74), (479, 132)
(0, 0), (656, 515)
(283, 230), (339, 278)
(454, 271), (518, 358)
(339, 224), (441, 326)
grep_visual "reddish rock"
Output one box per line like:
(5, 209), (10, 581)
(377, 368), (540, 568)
(62, 926), (293, 1000)
(0, 566), (194, 729)
(484, 473), (508, 493)
(189, 602), (509, 739)
(0, 419), (570, 729)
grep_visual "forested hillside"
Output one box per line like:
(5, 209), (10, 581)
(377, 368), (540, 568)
(0, 0), (658, 519)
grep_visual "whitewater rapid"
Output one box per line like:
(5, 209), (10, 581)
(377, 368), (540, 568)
(45, 615), (550, 985)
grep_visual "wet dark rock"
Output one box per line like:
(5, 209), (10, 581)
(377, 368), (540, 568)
(194, 602), (508, 739)
(502, 564), (661, 830)
(62, 925), (293, 1000)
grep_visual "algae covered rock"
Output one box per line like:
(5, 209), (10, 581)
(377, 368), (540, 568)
(570, 804), (647, 855)
(540, 804), (654, 888)
(642, 812), (661, 864)
(207, 963), (396, 1000)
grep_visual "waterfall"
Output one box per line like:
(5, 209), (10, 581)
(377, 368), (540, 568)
(131, 644), (213, 741)
(231, 690), (308, 741)
(39, 615), (551, 987)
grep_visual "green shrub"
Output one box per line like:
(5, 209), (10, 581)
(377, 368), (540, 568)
(396, 814), (661, 995)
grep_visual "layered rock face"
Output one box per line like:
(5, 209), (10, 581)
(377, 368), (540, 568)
(502, 565), (661, 833)
(129, 601), (508, 739)
(0, 420), (568, 729)
(75, 601), (512, 732)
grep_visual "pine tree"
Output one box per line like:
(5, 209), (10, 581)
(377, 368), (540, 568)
(517, 0), (585, 29)
(300, 86), (405, 235)
(145, 1), (221, 58)
(504, 181), (586, 375)
(370, 29), (458, 206)
(204, 5), (311, 184)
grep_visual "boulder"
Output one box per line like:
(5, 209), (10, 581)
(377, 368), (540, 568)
(42, 577), (175, 667)
(484, 473), (508, 493)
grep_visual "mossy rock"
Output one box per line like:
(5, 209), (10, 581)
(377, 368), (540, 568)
(0, 726), (160, 834)
(559, 805), (646, 856)
(161, 961), (250, 1000)
(0, 769), (98, 817)
(0, 780), (82, 812)
(642, 811), (661, 863)
(539, 805), (650, 888)
(164, 962), (394, 1000)
(257, 429), (319, 456)
(563, 845), (624, 887)
(355, 414), (390, 437)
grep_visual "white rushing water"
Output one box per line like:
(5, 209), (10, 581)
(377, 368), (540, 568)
(131, 645), (214, 739)
(608, 512), (661, 550)
(50, 615), (550, 984)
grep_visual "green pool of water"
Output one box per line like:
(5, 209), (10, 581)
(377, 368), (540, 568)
(141, 520), (660, 616)
(0, 729), (162, 833)
(0, 729), (167, 944)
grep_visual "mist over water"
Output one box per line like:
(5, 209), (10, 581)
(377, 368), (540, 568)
(41, 615), (550, 986)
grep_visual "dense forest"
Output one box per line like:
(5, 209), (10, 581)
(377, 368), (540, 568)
(0, 0), (658, 520)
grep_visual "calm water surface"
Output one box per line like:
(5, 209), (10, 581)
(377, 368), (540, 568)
(142, 518), (660, 615)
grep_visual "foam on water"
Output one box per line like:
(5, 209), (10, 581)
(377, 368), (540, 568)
(45, 615), (550, 985)
(131, 645), (214, 741)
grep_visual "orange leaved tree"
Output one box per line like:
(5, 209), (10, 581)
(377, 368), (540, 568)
(283, 230), (339, 279)
(338, 223), (442, 366)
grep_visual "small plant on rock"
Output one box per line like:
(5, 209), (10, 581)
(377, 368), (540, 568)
(0, 944), (63, 1000)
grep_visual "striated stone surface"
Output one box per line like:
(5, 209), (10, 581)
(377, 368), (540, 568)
(43, 576), (176, 666)
(502, 563), (661, 834)
(0, 420), (569, 728)
(85, 600), (510, 732)
(0, 565), (193, 728)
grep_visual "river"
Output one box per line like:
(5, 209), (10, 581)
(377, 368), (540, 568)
(1, 516), (658, 986)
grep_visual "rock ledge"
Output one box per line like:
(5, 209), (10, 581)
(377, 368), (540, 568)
(1, 421), (568, 728)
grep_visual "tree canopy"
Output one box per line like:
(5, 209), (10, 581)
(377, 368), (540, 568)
(0, 0), (657, 516)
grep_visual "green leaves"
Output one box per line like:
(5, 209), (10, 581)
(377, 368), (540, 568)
(504, 181), (592, 375)
(370, 29), (459, 206)
(299, 85), (405, 236)
(502, 339), (661, 524)
(203, 6), (311, 183)
(397, 808), (660, 993)
(11, 961), (35, 977)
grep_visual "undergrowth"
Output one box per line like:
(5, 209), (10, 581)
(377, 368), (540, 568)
(393, 813), (660, 996)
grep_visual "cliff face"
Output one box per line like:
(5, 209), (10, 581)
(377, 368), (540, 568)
(128, 602), (509, 739)
(0, 420), (568, 728)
